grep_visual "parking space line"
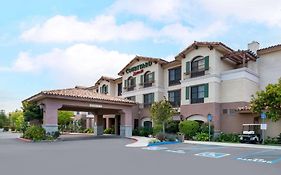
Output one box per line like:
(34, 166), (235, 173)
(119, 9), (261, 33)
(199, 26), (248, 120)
(234, 150), (273, 159)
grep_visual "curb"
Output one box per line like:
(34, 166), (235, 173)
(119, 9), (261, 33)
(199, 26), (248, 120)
(17, 138), (32, 142)
(184, 140), (281, 150)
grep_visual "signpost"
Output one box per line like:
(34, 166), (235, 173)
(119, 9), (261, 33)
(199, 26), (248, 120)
(207, 114), (213, 141)
(261, 112), (267, 144)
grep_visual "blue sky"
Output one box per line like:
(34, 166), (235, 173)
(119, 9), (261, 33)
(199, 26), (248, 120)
(1, 0), (281, 112)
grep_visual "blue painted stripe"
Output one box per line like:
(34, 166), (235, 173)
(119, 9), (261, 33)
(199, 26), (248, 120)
(148, 141), (180, 147)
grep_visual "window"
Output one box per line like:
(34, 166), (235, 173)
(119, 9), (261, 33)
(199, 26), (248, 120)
(117, 83), (122, 96)
(143, 121), (152, 129)
(134, 119), (139, 129)
(143, 93), (154, 107)
(190, 56), (209, 78)
(126, 96), (136, 102)
(100, 84), (108, 94)
(168, 90), (181, 107)
(127, 76), (136, 91)
(143, 71), (154, 88)
(169, 67), (181, 86)
(190, 84), (208, 104)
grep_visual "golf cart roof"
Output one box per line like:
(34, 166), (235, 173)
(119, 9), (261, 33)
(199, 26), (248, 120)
(242, 124), (261, 126)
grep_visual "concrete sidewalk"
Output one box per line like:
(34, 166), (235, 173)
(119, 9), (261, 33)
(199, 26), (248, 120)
(184, 140), (281, 150)
(126, 136), (151, 147)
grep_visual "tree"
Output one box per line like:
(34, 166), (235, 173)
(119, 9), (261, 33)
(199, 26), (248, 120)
(58, 111), (74, 131)
(250, 78), (281, 122)
(150, 99), (175, 133)
(9, 110), (24, 131)
(22, 102), (43, 123)
(0, 111), (8, 128)
(179, 120), (200, 139)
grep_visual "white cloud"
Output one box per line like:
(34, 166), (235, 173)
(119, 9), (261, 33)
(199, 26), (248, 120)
(21, 15), (155, 43)
(110, 0), (185, 22)
(2, 44), (134, 86)
(20, 14), (227, 44)
(200, 0), (281, 28)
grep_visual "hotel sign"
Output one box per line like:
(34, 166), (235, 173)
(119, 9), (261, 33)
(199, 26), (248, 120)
(89, 104), (103, 108)
(126, 61), (153, 74)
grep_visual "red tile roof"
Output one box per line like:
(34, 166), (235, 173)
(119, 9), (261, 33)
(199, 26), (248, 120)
(26, 87), (135, 104)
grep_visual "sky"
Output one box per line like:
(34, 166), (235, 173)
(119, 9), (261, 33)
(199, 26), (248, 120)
(1, 0), (281, 113)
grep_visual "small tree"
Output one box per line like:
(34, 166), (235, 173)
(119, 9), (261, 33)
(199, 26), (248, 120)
(22, 102), (43, 123)
(150, 99), (175, 133)
(0, 111), (8, 128)
(250, 78), (281, 122)
(179, 120), (200, 139)
(9, 110), (24, 131)
(58, 111), (73, 132)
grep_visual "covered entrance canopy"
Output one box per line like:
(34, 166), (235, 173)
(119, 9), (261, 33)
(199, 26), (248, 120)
(24, 87), (136, 137)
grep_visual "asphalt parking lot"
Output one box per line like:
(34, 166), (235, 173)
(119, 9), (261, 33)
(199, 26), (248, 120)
(0, 134), (281, 175)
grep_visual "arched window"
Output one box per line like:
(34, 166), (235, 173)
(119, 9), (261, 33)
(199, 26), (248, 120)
(101, 84), (108, 94)
(143, 71), (154, 87)
(191, 56), (205, 77)
(127, 76), (136, 91)
(144, 121), (152, 129)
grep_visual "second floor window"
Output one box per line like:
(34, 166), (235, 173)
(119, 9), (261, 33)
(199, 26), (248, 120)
(168, 90), (181, 107)
(126, 96), (136, 102)
(143, 93), (154, 107)
(169, 67), (181, 86)
(190, 84), (208, 104)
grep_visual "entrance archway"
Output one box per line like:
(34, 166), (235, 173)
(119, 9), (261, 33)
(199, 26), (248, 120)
(186, 115), (207, 123)
(24, 87), (136, 137)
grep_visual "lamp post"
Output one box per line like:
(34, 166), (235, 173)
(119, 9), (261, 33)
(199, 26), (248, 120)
(207, 114), (213, 141)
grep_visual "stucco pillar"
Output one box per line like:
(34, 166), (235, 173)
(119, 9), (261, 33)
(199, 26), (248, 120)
(120, 109), (133, 137)
(93, 115), (104, 136)
(42, 103), (62, 134)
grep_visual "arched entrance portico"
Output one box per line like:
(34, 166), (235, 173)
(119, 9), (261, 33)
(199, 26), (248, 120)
(186, 115), (207, 123)
(24, 87), (136, 137)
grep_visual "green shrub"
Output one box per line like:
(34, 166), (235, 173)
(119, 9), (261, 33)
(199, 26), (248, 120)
(153, 124), (162, 135)
(179, 120), (200, 139)
(194, 133), (209, 141)
(215, 133), (239, 143)
(166, 120), (180, 134)
(149, 138), (161, 144)
(277, 133), (281, 144)
(104, 128), (114, 134)
(133, 127), (153, 137)
(264, 137), (279, 145)
(51, 131), (60, 139)
(84, 128), (94, 133)
(199, 123), (214, 134)
(23, 125), (46, 141)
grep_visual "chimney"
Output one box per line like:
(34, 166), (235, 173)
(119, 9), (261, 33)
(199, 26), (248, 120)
(248, 41), (260, 54)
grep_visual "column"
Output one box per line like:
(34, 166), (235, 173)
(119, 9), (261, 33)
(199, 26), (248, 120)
(93, 115), (104, 136)
(120, 109), (133, 137)
(42, 103), (62, 134)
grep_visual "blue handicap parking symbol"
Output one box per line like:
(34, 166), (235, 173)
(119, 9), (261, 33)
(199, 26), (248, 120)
(195, 152), (230, 158)
(142, 146), (168, 151)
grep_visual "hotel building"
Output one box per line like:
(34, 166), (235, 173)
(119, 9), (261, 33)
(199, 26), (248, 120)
(25, 41), (281, 137)
(91, 41), (281, 137)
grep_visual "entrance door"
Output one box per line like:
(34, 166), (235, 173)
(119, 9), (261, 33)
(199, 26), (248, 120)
(115, 115), (121, 135)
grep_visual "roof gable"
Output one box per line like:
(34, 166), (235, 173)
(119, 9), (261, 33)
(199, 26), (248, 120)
(175, 41), (233, 60)
(118, 55), (168, 76)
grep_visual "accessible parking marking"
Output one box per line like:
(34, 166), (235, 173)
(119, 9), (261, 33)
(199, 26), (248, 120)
(236, 150), (281, 164)
(195, 152), (230, 158)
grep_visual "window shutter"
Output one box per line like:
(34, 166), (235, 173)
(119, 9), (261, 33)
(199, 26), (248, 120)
(186, 61), (190, 74)
(205, 56), (209, 70)
(151, 72), (155, 82)
(133, 77), (136, 87)
(124, 80), (127, 88)
(204, 83), (209, 98)
(140, 75), (144, 85)
(185, 86), (190, 100)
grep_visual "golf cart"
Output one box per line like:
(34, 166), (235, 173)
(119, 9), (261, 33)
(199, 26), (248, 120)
(239, 124), (262, 144)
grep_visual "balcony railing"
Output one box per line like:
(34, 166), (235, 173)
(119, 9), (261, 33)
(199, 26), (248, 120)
(190, 69), (205, 78)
